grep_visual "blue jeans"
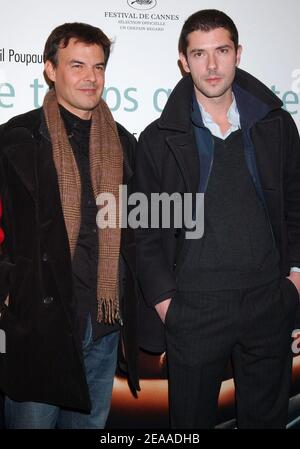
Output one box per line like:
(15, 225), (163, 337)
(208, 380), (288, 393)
(5, 316), (119, 429)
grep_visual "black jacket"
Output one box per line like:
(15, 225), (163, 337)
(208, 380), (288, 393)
(0, 108), (139, 411)
(136, 69), (300, 352)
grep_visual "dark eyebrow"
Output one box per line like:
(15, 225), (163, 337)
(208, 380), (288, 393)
(190, 49), (204, 54)
(190, 44), (232, 54)
(69, 59), (84, 65)
(216, 45), (232, 50)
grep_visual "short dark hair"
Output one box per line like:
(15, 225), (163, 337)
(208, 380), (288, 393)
(43, 22), (111, 67)
(178, 9), (239, 56)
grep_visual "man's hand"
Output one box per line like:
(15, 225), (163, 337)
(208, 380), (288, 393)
(287, 272), (300, 297)
(4, 295), (9, 306)
(155, 298), (172, 323)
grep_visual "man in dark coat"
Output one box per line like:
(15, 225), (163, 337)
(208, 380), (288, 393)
(0, 22), (139, 429)
(136, 9), (300, 428)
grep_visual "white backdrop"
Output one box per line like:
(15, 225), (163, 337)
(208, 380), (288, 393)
(1, 0), (300, 136)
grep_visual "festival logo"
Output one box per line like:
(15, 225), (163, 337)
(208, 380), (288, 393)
(127, 0), (157, 11)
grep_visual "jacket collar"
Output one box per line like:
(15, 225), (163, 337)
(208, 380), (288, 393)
(1, 109), (42, 200)
(158, 68), (283, 132)
(158, 75), (194, 132)
(3, 107), (134, 189)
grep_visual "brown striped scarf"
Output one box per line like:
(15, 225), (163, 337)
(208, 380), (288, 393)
(43, 90), (123, 324)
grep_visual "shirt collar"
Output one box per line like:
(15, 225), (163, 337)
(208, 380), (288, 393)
(59, 104), (91, 135)
(198, 93), (241, 129)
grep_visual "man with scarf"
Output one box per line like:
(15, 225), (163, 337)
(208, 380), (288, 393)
(0, 22), (139, 429)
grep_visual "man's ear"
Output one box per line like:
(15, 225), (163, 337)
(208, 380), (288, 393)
(44, 60), (56, 83)
(236, 44), (242, 67)
(179, 52), (191, 73)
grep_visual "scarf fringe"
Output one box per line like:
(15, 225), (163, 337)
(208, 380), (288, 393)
(97, 297), (121, 324)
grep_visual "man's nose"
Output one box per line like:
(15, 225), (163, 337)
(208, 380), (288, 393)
(207, 53), (217, 71)
(84, 66), (97, 82)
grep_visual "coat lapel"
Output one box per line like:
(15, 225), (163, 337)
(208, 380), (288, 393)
(3, 137), (37, 200)
(157, 75), (200, 195)
(166, 130), (200, 194)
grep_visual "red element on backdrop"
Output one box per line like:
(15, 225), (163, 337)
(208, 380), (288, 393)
(0, 199), (4, 244)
